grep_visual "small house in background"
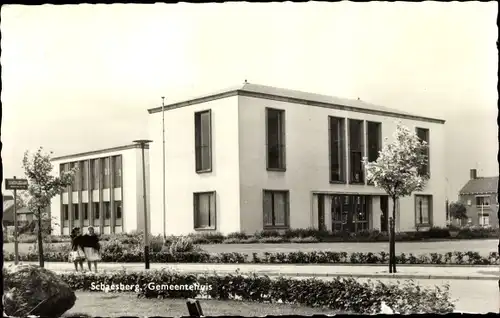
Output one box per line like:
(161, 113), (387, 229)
(458, 169), (498, 228)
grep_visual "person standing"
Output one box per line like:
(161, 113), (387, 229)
(69, 227), (85, 272)
(82, 226), (101, 272)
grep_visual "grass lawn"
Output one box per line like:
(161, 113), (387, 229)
(4, 239), (496, 257)
(64, 292), (339, 317)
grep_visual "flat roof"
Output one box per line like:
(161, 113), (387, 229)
(51, 143), (149, 162)
(148, 83), (445, 124)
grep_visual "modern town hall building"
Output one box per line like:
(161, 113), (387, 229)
(50, 144), (150, 235)
(147, 83), (446, 236)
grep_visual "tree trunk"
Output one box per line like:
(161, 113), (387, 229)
(391, 197), (397, 273)
(37, 208), (44, 268)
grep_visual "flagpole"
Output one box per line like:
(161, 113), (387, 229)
(162, 97), (166, 241)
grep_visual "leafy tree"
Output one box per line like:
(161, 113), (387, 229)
(449, 201), (468, 224)
(22, 147), (76, 267)
(363, 122), (429, 273)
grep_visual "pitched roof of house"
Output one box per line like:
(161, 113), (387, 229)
(459, 176), (498, 195)
(147, 83), (445, 124)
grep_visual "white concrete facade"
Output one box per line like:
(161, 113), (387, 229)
(148, 84), (446, 236)
(50, 144), (150, 235)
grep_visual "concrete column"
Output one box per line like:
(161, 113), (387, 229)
(345, 121), (350, 184)
(110, 156), (115, 233)
(372, 196), (382, 230)
(311, 194), (318, 229)
(363, 121), (368, 185)
(325, 195), (333, 231)
(88, 159), (94, 227)
(99, 158), (104, 234)
(78, 161), (84, 230)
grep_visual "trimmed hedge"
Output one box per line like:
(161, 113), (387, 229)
(5, 226), (497, 245)
(5, 248), (499, 265)
(56, 269), (455, 314)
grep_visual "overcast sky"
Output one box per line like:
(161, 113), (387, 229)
(1, 2), (497, 200)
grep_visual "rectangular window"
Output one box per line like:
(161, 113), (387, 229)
(72, 162), (80, 191)
(416, 127), (430, 177)
(266, 108), (286, 170)
(82, 203), (89, 220)
(415, 195), (432, 226)
(263, 190), (289, 228)
(104, 202), (111, 220)
(73, 204), (79, 220)
(81, 161), (89, 191)
(329, 116), (346, 182)
(367, 122), (382, 162)
(194, 110), (212, 172)
(476, 196), (491, 207)
(102, 158), (110, 189)
(60, 164), (68, 193)
(193, 192), (216, 229)
(93, 203), (100, 221)
(115, 201), (122, 219)
(113, 155), (122, 187)
(91, 159), (99, 190)
(63, 204), (69, 221)
(349, 119), (364, 183)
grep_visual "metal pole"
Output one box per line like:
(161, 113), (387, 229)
(141, 144), (150, 270)
(162, 96), (166, 241)
(13, 176), (19, 265)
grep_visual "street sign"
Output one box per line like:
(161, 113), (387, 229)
(5, 178), (28, 190)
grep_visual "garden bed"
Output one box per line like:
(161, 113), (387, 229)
(6, 226), (498, 245)
(57, 269), (455, 314)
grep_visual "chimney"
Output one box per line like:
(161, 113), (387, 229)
(470, 169), (477, 180)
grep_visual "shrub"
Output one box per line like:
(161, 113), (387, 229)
(57, 270), (455, 314)
(289, 236), (319, 243)
(258, 236), (286, 243)
(168, 236), (200, 254)
(240, 237), (259, 244)
(222, 238), (243, 244)
(226, 232), (248, 239)
(188, 232), (225, 244)
(254, 230), (281, 238)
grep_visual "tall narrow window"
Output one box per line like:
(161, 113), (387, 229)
(349, 119), (364, 183)
(194, 110), (212, 172)
(62, 204), (69, 221)
(91, 159), (99, 190)
(266, 108), (286, 170)
(93, 203), (100, 223)
(115, 201), (122, 219)
(72, 162), (80, 191)
(193, 192), (216, 229)
(73, 204), (79, 220)
(329, 116), (346, 182)
(263, 190), (289, 228)
(102, 158), (110, 189)
(416, 127), (430, 177)
(104, 202), (111, 220)
(60, 164), (68, 193)
(113, 155), (122, 187)
(367, 122), (381, 185)
(82, 203), (89, 220)
(81, 161), (89, 191)
(415, 195), (432, 227)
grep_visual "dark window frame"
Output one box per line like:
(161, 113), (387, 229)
(262, 190), (290, 229)
(82, 203), (89, 220)
(265, 108), (286, 171)
(81, 160), (89, 191)
(415, 194), (433, 227)
(102, 158), (111, 189)
(416, 127), (430, 177)
(62, 204), (69, 221)
(72, 162), (80, 191)
(115, 201), (122, 226)
(366, 121), (382, 185)
(93, 202), (100, 224)
(348, 119), (365, 184)
(91, 159), (100, 190)
(194, 110), (213, 173)
(328, 116), (346, 183)
(113, 155), (122, 188)
(193, 191), (217, 230)
(73, 204), (79, 220)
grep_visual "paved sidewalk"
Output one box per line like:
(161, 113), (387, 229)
(4, 261), (499, 280)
